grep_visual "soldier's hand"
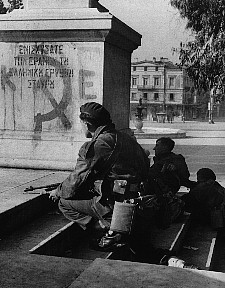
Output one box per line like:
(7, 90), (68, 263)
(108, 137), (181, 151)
(49, 189), (60, 202)
(161, 163), (176, 173)
(140, 195), (159, 209)
(167, 163), (176, 171)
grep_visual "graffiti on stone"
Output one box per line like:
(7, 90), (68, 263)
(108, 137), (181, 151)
(1, 66), (16, 92)
(79, 69), (97, 100)
(1, 43), (98, 134)
(1, 43), (73, 132)
(29, 55), (73, 132)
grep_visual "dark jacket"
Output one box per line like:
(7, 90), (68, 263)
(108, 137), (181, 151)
(189, 180), (224, 209)
(149, 152), (191, 194)
(182, 180), (225, 224)
(56, 123), (150, 199)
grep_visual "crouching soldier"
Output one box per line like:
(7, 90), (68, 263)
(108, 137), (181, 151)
(49, 102), (150, 233)
(182, 168), (225, 229)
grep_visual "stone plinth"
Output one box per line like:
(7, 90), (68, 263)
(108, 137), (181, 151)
(28, 0), (98, 9)
(0, 1), (141, 170)
(27, 0), (108, 10)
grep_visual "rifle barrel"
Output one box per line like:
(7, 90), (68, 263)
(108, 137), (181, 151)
(24, 183), (61, 192)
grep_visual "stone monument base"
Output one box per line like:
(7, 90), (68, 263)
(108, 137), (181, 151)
(0, 1), (141, 169)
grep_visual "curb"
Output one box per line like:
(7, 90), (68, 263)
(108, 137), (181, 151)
(132, 128), (187, 139)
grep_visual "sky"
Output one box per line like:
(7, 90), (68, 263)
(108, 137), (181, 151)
(101, 0), (192, 63)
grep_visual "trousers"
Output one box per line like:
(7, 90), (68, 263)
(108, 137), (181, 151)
(58, 196), (112, 230)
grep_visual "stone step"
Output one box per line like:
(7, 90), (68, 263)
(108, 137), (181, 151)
(0, 206), (92, 288)
(0, 253), (91, 288)
(210, 229), (225, 272)
(177, 220), (218, 270)
(0, 166), (112, 287)
(0, 203), (217, 287)
(150, 212), (192, 255)
(0, 168), (69, 238)
(68, 258), (225, 288)
(0, 168), (222, 287)
(26, 212), (192, 267)
(0, 209), (70, 254)
(29, 219), (111, 260)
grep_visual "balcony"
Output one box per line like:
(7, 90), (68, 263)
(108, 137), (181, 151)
(137, 85), (155, 90)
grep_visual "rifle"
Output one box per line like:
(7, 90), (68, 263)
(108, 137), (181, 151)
(24, 183), (61, 194)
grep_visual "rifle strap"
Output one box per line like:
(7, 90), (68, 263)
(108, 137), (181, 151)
(98, 132), (122, 180)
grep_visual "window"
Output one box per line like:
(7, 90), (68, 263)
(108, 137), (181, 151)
(144, 66), (147, 71)
(132, 77), (137, 87)
(131, 93), (137, 101)
(143, 77), (148, 86)
(154, 77), (160, 86)
(143, 93), (148, 100)
(169, 77), (175, 87)
(133, 66), (136, 71)
(169, 93), (174, 101)
(154, 93), (159, 101)
(155, 66), (158, 71)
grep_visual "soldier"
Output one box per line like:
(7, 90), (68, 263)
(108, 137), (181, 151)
(95, 138), (191, 255)
(49, 102), (150, 232)
(149, 137), (193, 195)
(84, 126), (196, 268)
(182, 168), (225, 229)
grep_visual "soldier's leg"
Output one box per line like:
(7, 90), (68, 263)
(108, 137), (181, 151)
(58, 197), (111, 230)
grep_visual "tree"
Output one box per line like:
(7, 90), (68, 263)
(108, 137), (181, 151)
(170, 0), (225, 122)
(0, 0), (24, 14)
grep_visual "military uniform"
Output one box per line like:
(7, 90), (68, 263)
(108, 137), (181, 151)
(182, 179), (225, 225)
(149, 152), (191, 194)
(56, 123), (150, 229)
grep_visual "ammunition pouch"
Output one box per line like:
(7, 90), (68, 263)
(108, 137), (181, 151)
(112, 180), (150, 199)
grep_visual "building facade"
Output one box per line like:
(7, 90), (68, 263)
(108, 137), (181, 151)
(130, 58), (197, 121)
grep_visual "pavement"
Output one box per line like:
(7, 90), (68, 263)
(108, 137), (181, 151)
(135, 118), (225, 186)
(131, 117), (225, 146)
(138, 116), (225, 131)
